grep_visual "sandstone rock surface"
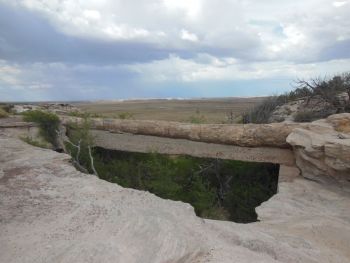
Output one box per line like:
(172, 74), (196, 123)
(1, 135), (350, 263)
(269, 92), (350, 123)
(287, 113), (350, 186)
(268, 99), (303, 123)
(10, 103), (81, 115)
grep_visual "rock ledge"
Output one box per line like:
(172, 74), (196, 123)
(1, 135), (350, 262)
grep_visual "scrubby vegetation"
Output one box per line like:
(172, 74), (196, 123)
(117, 111), (134, 119)
(188, 110), (207, 124)
(242, 95), (289, 124)
(95, 149), (277, 222)
(68, 111), (102, 118)
(293, 110), (325, 123)
(64, 119), (98, 175)
(65, 123), (279, 223)
(0, 103), (13, 115)
(0, 108), (9, 118)
(23, 110), (60, 147)
(243, 72), (350, 123)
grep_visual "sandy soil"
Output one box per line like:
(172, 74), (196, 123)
(75, 97), (264, 123)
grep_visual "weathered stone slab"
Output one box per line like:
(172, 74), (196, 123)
(287, 113), (350, 186)
(90, 130), (295, 165)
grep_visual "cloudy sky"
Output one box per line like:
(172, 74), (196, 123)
(0, 0), (349, 101)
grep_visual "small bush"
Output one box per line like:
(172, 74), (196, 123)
(294, 110), (332, 123)
(68, 111), (89, 118)
(188, 110), (207, 124)
(242, 95), (288, 124)
(293, 111), (316, 122)
(188, 115), (207, 124)
(117, 112), (134, 119)
(65, 119), (97, 174)
(0, 104), (14, 113)
(0, 108), (9, 118)
(68, 111), (102, 118)
(23, 110), (60, 147)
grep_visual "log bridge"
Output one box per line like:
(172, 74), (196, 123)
(59, 116), (304, 182)
(0, 116), (302, 182)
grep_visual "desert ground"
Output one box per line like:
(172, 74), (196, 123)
(74, 97), (264, 123)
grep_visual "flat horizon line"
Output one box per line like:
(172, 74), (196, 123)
(0, 96), (268, 104)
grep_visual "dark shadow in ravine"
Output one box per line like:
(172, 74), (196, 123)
(88, 147), (279, 223)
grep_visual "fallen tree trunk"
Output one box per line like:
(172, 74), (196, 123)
(59, 116), (308, 148)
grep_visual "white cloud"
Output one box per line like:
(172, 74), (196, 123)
(126, 54), (350, 82)
(162, 0), (201, 19)
(0, 60), (54, 91)
(0, 61), (22, 85)
(83, 9), (101, 20)
(27, 83), (52, 90)
(180, 29), (198, 42)
(102, 25), (150, 39)
(333, 1), (348, 7)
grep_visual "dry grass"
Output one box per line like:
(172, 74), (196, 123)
(0, 108), (9, 118)
(74, 98), (264, 123)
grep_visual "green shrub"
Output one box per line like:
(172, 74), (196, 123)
(117, 112), (134, 119)
(0, 104), (13, 113)
(23, 110), (60, 147)
(188, 113), (207, 124)
(188, 116), (205, 124)
(68, 111), (102, 118)
(0, 108), (9, 118)
(242, 95), (288, 124)
(293, 110), (332, 123)
(64, 119), (98, 174)
(91, 148), (279, 223)
(68, 111), (90, 118)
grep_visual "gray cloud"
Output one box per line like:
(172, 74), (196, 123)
(319, 39), (350, 61)
(2, 1), (350, 64)
(0, 2), (265, 65)
(0, 0), (349, 101)
(0, 3), (174, 64)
